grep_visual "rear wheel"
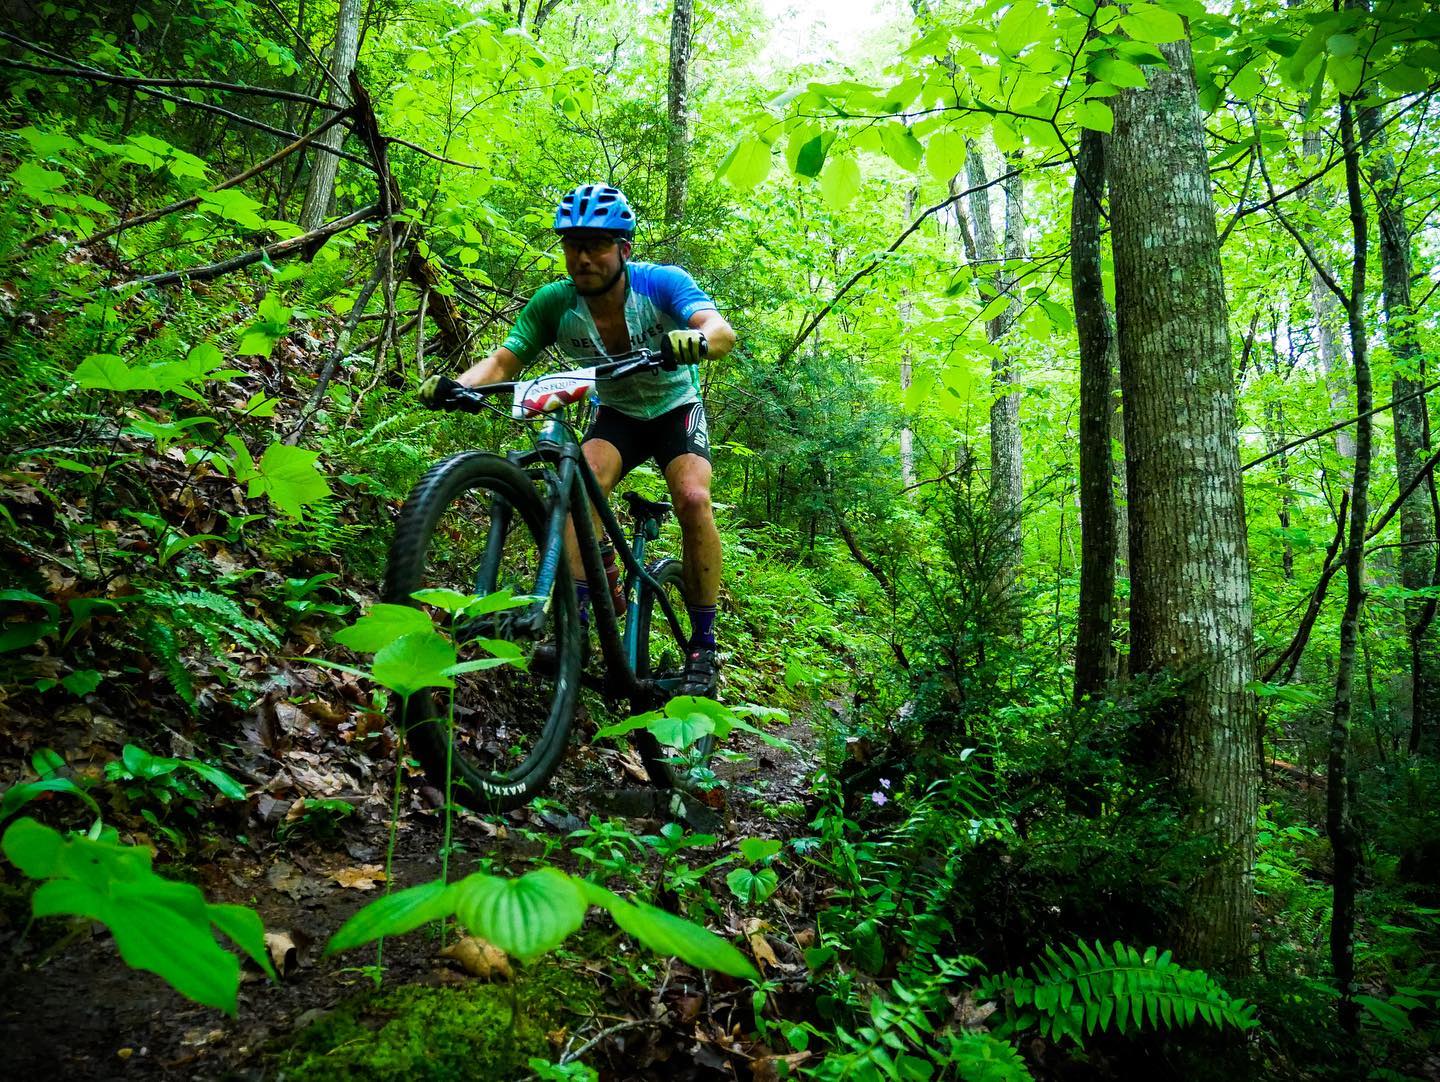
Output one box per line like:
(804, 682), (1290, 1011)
(384, 453), (580, 812)
(633, 558), (715, 789)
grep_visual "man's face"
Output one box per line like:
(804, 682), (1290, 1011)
(561, 230), (630, 295)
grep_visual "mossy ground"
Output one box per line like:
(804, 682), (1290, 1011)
(274, 961), (597, 1081)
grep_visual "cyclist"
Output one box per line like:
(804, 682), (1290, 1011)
(419, 183), (736, 697)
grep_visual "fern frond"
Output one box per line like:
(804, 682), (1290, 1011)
(979, 939), (1258, 1045)
(940, 1031), (1035, 1082)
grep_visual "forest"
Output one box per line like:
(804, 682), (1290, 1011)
(0, 0), (1438, 1077)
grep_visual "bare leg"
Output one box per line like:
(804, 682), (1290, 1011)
(663, 453), (720, 607)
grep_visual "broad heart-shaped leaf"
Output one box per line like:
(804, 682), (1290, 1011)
(720, 135), (772, 190)
(1119, 4), (1185, 45)
(74, 353), (159, 392)
(1088, 54), (1148, 89)
(818, 153), (861, 210)
(925, 130), (968, 182)
(327, 878), (455, 953)
(879, 123), (924, 171)
(334, 603), (435, 653)
(650, 712), (716, 750)
(2, 816), (65, 877)
(370, 631), (457, 697)
(608, 897), (759, 980)
(249, 442), (331, 519)
(593, 709), (662, 741)
(452, 868), (587, 961)
(738, 838), (783, 864)
(726, 867), (779, 906)
(1074, 100), (1114, 133)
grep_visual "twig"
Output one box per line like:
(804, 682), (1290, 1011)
(0, 47), (340, 108)
(258, 0), (346, 97)
(81, 107), (355, 247)
(384, 137), (485, 169)
(1365, 445), (1440, 540)
(289, 258), (388, 442)
(118, 203), (382, 288)
(415, 289), (430, 378)
(1242, 379), (1440, 472)
(559, 1017), (653, 1065)
(0, 54), (369, 166)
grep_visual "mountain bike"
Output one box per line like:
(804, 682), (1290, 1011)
(383, 349), (713, 812)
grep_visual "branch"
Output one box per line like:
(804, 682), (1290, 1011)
(81, 107), (355, 247)
(0, 54), (368, 167)
(1242, 379), (1440, 472)
(1365, 445), (1440, 540)
(384, 137), (485, 169)
(118, 203), (382, 289)
(0, 40), (340, 108)
(1263, 491), (1349, 683)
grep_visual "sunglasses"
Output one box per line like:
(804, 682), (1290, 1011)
(560, 234), (621, 255)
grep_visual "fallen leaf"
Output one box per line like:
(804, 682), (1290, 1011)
(330, 864), (387, 890)
(753, 1051), (813, 1081)
(265, 931), (299, 977)
(748, 931), (779, 972)
(438, 936), (512, 981)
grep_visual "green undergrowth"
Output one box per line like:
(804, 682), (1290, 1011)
(275, 962), (595, 1081)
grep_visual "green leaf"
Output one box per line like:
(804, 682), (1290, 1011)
(738, 838), (783, 864)
(925, 131), (968, 182)
(818, 153), (861, 210)
(1120, 5), (1186, 45)
(328, 878), (455, 953)
(650, 712), (716, 750)
(997, 0), (1043, 56)
(793, 132), (833, 179)
(209, 903), (278, 981)
(607, 898), (758, 979)
(249, 442), (331, 519)
(879, 123), (924, 171)
(410, 588), (484, 613)
(1075, 100), (1114, 133)
(371, 631), (457, 697)
(60, 669), (102, 697)
(726, 866), (779, 905)
(74, 353), (157, 392)
(335, 604), (435, 652)
(453, 868), (587, 961)
(0, 777), (100, 823)
(721, 136), (772, 190)
(1088, 55), (1148, 89)
(182, 761), (246, 800)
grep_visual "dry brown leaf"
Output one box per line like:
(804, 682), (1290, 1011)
(752, 1051), (813, 1081)
(618, 748), (650, 784)
(438, 936), (512, 981)
(748, 932), (779, 972)
(330, 864), (387, 890)
(265, 931), (299, 977)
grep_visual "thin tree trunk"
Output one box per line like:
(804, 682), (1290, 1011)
(1328, 93), (1370, 1036)
(1358, 100), (1437, 752)
(1109, 29), (1258, 974)
(1303, 127), (1355, 461)
(1073, 127), (1116, 702)
(663, 0), (693, 233)
(901, 187), (917, 488)
(300, 0), (364, 231)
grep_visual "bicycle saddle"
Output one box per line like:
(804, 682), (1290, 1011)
(622, 490), (672, 522)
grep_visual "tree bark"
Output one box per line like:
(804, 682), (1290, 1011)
(1072, 127), (1116, 702)
(1303, 128), (1355, 460)
(963, 143), (1025, 628)
(1358, 101), (1437, 752)
(300, 0), (364, 231)
(663, 0), (694, 233)
(1109, 31), (1258, 974)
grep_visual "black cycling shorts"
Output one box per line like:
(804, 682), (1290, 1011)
(584, 401), (711, 478)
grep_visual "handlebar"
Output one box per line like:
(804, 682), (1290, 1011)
(440, 345), (703, 417)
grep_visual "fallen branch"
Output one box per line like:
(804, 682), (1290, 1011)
(119, 203), (382, 289)
(82, 107), (356, 247)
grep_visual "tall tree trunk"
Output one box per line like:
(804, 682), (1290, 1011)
(299, 0), (364, 231)
(963, 143), (1025, 628)
(663, 0), (694, 233)
(1303, 128), (1356, 461)
(901, 187), (917, 488)
(1358, 101), (1437, 752)
(1109, 30), (1258, 974)
(1327, 94), (1370, 1034)
(1073, 128), (1117, 702)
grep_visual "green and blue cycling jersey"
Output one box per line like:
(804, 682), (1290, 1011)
(501, 261), (717, 421)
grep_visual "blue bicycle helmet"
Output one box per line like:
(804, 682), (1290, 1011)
(554, 184), (636, 237)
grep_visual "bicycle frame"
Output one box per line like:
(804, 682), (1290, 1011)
(500, 411), (689, 706)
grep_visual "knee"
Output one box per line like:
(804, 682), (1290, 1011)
(672, 482), (712, 527)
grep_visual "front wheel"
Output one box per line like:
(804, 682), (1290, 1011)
(384, 452), (580, 812)
(633, 558), (716, 790)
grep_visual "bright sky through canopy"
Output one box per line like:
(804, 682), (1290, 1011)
(760, 0), (907, 65)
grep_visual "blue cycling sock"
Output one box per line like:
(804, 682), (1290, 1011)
(576, 581), (590, 628)
(687, 604), (717, 650)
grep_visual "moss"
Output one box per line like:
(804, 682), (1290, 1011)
(276, 964), (595, 1081)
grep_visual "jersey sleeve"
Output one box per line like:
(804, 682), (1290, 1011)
(650, 265), (718, 323)
(500, 283), (569, 367)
